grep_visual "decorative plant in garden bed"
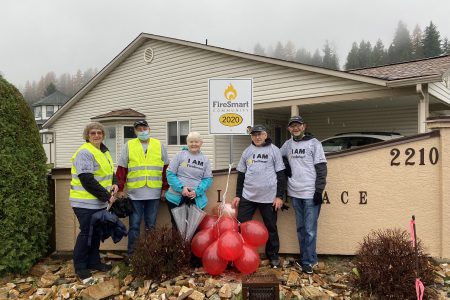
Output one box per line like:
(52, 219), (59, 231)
(0, 76), (50, 276)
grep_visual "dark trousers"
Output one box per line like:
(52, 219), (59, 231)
(73, 207), (104, 272)
(237, 197), (280, 259)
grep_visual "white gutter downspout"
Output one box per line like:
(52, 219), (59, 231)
(416, 83), (429, 133)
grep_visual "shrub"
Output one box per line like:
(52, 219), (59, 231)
(0, 76), (50, 276)
(131, 226), (191, 280)
(353, 228), (434, 299)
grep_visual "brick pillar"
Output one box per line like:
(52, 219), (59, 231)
(427, 116), (450, 258)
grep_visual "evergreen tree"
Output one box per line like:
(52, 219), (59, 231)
(358, 40), (372, 68)
(273, 41), (286, 60)
(311, 49), (323, 67)
(388, 21), (412, 63)
(442, 38), (450, 55)
(411, 24), (424, 59)
(294, 48), (312, 64)
(253, 43), (266, 56)
(422, 21), (442, 57)
(44, 82), (57, 97)
(371, 39), (387, 67)
(0, 76), (50, 275)
(322, 41), (339, 70)
(345, 42), (360, 70)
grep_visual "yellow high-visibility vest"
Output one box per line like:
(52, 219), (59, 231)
(126, 138), (164, 189)
(69, 142), (114, 201)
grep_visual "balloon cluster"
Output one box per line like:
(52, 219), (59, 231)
(191, 214), (269, 275)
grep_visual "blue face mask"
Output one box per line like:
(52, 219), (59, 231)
(137, 130), (150, 141)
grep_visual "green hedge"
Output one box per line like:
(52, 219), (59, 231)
(0, 76), (50, 276)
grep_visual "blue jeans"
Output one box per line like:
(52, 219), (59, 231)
(128, 199), (159, 256)
(292, 197), (321, 266)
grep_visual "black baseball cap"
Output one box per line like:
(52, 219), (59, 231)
(133, 120), (149, 128)
(250, 124), (267, 134)
(288, 116), (305, 126)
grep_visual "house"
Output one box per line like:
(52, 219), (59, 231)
(34, 90), (69, 128)
(33, 90), (69, 164)
(42, 33), (450, 169)
(43, 33), (450, 257)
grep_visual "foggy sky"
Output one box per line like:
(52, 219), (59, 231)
(1, 0), (449, 88)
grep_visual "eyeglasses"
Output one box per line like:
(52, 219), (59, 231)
(89, 130), (103, 136)
(289, 124), (304, 128)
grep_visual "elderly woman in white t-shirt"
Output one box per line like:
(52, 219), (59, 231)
(166, 132), (213, 227)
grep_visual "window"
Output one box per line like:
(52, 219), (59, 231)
(123, 126), (136, 144)
(168, 121), (189, 145)
(46, 106), (54, 118)
(34, 106), (42, 118)
(103, 126), (116, 162)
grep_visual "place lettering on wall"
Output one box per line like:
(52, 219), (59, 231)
(322, 191), (368, 205)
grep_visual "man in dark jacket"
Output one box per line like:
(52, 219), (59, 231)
(280, 116), (327, 275)
(232, 124), (286, 268)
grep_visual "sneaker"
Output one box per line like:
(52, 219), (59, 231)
(302, 264), (313, 274)
(88, 263), (112, 272)
(270, 257), (280, 268)
(123, 256), (130, 266)
(76, 269), (92, 280)
(294, 260), (303, 270)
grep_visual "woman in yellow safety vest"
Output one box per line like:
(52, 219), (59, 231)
(69, 122), (118, 280)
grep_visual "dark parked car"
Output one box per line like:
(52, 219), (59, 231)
(321, 132), (403, 153)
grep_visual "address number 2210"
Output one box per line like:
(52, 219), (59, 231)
(390, 147), (439, 166)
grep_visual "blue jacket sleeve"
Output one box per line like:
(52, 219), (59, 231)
(167, 170), (184, 193)
(195, 177), (213, 197)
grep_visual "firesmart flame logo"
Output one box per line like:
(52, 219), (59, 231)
(224, 84), (237, 100)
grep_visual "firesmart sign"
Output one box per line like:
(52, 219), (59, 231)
(208, 78), (253, 135)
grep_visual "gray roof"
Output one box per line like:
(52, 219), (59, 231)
(348, 55), (450, 81)
(91, 108), (145, 119)
(33, 90), (69, 107)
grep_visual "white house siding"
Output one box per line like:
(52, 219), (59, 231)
(51, 38), (388, 169)
(429, 82), (450, 105)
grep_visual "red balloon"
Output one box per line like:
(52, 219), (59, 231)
(202, 240), (228, 275)
(191, 228), (215, 258)
(212, 216), (238, 239)
(234, 244), (260, 274)
(240, 220), (269, 247)
(217, 231), (244, 261)
(199, 215), (218, 230)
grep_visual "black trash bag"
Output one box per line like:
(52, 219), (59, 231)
(110, 196), (133, 218)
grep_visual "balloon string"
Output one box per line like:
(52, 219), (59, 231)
(218, 163), (233, 219)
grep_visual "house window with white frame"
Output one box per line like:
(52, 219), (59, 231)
(46, 106), (54, 118)
(34, 106), (42, 119)
(103, 126), (117, 162)
(123, 126), (136, 144)
(168, 120), (189, 145)
(100, 125), (137, 163)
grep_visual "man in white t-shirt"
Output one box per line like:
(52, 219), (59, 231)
(232, 124), (286, 268)
(280, 116), (327, 274)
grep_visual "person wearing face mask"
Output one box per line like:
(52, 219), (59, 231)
(165, 132), (213, 227)
(116, 120), (169, 258)
(280, 116), (327, 275)
(232, 124), (286, 268)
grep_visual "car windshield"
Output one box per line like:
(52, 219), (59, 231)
(322, 136), (384, 153)
(322, 137), (348, 152)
